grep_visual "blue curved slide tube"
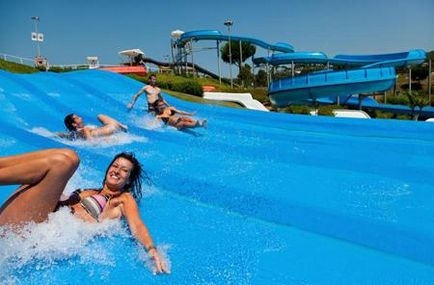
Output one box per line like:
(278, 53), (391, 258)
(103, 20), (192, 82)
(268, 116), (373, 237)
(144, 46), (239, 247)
(269, 67), (396, 106)
(175, 30), (294, 53)
(261, 50), (426, 105)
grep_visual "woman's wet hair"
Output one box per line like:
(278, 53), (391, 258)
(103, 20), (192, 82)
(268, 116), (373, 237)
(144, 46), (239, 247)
(64, 114), (76, 131)
(103, 152), (149, 202)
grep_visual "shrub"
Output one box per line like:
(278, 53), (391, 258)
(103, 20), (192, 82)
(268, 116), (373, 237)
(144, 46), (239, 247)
(172, 81), (203, 96)
(284, 105), (311, 115)
(248, 88), (268, 104)
(386, 95), (409, 105)
(395, 114), (411, 120)
(400, 83), (423, 91)
(130, 73), (203, 96)
(317, 105), (337, 116)
(374, 110), (394, 119)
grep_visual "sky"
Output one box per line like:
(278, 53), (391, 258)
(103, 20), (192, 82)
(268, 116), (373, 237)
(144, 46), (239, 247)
(1, 0), (433, 75)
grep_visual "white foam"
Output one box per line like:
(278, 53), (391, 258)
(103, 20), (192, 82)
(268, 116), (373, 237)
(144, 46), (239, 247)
(30, 127), (54, 138)
(30, 127), (147, 148)
(0, 208), (126, 273)
(129, 113), (164, 131)
(11, 93), (32, 101)
(137, 243), (172, 275)
(0, 137), (16, 148)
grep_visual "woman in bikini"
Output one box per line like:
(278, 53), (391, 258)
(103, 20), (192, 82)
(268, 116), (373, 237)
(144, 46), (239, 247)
(0, 148), (170, 274)
(58, 113), (128, 140)
(156, 101), (207, 130)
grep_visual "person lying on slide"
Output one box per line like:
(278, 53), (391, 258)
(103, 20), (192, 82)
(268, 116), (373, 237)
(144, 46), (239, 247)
(156, 102), (207, 130)
(0, 148), (170, 274)
(58, 113), (128, 140)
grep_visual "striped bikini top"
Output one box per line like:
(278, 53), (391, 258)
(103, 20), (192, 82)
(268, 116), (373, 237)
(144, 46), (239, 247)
(80, 190), (110, 220)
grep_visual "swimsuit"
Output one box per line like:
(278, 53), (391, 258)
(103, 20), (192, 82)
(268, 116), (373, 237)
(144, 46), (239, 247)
(55, 188), (109, 221)
(148, 94), (167, 114)
(80, 193), (109, 220)
(161, 109), (181, 125)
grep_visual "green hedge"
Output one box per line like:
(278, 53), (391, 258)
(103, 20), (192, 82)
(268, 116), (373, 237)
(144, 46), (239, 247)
(395, 114), (411, 120)
(317, 105), (337, 116)
(385, 95), (409, 105)
(374, 110), (394, 119)
(284, 105), (311, 115)
(172, 81), (203, 96)
(130, 73), (203, 97)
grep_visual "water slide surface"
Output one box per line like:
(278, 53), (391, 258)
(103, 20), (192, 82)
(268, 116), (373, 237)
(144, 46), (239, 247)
(254, 49), (426, 67)
(264, 50), (426, 106)
(269, 67), (397, 106)
(1, 70), (434, 284)
(175, 30), (294, 53)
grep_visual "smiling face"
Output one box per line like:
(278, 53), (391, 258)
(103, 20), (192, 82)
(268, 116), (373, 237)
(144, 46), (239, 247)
(104, 157), (134, 192)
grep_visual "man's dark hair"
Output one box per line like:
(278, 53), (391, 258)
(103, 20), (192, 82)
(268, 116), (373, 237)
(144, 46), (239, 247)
(64, 114), (76, 131)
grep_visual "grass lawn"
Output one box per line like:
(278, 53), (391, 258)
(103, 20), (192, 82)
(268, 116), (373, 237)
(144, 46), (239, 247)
(0, 59), (39, 73)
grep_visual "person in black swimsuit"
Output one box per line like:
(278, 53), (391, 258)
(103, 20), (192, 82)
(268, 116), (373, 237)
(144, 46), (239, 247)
(156, 101), (207, 130)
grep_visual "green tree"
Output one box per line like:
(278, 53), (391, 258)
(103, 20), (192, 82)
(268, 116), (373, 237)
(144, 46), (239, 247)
(221, 41), (256, 73)
(237, 64), (255, 87)
(255, 69), (268, 87)
(428, 50), (434, 61)
(405, 90), (430, 120)
(411, 65), (429, 82)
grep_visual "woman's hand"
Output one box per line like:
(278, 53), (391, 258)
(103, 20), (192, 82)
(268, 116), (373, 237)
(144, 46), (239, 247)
(148, 248), (170, 274)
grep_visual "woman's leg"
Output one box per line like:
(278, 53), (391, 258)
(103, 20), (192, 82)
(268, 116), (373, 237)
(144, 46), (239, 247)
(0, 148), (77, 184)
(90, 114), (128, 137)
(97, 114), (128, 132)
(173, 118), (206, 130)
(0, 148), (79, 225)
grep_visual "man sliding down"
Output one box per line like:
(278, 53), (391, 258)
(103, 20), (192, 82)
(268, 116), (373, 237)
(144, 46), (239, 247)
(127, 74), (169, 115)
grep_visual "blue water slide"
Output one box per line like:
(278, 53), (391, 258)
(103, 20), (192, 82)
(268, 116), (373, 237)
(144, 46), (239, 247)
(1, 70), (434, 284)
(269, 67), (397, 106)
(334, 49), (427, 67)
(260, 50), (426, 106)
(254, 49), (426, 67)
(253, 51), (329, 65)
(175, 30), (295, 53)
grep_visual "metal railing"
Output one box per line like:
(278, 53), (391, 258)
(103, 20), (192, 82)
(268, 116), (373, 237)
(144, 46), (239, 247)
(0, 52), (120, 71)
(0, 53), (35, 66)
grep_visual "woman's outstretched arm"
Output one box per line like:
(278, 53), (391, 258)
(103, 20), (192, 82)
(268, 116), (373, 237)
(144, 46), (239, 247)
(116, 193), (170, 274)
(171, 107), (195, 116)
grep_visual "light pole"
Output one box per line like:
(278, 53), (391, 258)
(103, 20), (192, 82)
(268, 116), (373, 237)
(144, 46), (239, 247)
(31, 16), (41, 57)
(224, 20), (233, 88)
